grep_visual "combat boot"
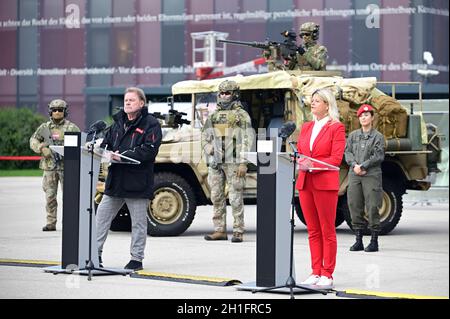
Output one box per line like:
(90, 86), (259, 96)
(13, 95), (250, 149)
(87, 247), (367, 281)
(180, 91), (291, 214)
(349, 230), (364, 251)
(364, 231), (379, 252)
(204, 232), (228, 241)
(231, 232), (243, 243)
(42, 224), (56, 231)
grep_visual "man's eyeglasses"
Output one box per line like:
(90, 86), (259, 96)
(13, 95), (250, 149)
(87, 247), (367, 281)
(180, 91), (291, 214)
(51, 108), (64, 113)
(300, 33), (312, 37)
(219, 91), (232, 96)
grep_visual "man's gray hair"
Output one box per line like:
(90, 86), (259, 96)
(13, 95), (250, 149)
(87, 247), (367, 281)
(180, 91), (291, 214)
(125, 87), (147, 105)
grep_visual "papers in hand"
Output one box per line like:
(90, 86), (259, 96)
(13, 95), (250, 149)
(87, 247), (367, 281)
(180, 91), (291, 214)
(102, 150), (140, 165)
(297, 154), (339, 171)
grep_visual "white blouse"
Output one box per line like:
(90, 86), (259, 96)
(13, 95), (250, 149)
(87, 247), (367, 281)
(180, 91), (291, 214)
(310, 116), (330, 151)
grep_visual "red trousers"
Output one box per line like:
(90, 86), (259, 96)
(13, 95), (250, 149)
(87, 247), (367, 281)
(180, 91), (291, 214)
(298, 174), (338, 278)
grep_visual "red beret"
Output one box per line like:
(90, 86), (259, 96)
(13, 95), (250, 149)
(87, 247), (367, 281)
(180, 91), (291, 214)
(357, 104), (374, 117)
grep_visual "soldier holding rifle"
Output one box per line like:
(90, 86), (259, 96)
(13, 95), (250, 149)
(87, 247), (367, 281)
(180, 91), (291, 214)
(30, 99), (80, 231)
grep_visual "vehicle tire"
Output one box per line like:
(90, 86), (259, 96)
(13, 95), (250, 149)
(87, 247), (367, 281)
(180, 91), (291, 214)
(335, 196), (347, 227)
(294, 196), (345, 227)
(343, 176), (404, 235)
(110, 205), (132, 231)
(94, 198), (133, 232)
(147, 172), (197, 236)
(294, 196), (307, 225)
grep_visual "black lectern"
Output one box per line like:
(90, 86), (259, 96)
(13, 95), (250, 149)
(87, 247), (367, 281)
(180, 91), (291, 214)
(237, 136), (295, 290)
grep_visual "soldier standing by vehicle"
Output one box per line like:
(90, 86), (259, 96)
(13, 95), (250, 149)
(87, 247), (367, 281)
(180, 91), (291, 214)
(30, 99), (80, 231)
(202, 80), (253, 243)
(345, 104), (385, 252)
(296, 22), (328, 71)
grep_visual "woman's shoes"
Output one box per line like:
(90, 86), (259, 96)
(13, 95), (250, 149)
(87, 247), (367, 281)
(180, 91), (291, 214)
(300, 275), (334, 288)
(316, 276), (334, 287)
(300, 274), (320, 285)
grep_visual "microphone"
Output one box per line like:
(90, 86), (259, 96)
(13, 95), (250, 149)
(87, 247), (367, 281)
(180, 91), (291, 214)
(87, 120), (107, 134)
(278, 121), (296, 139)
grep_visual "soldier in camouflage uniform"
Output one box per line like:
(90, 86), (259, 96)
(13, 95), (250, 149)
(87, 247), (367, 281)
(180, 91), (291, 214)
(295, 22), (328, 71)
(263, 22), (327, 71)
(30, 99), (80, 231)
(202, 80), (254, 243)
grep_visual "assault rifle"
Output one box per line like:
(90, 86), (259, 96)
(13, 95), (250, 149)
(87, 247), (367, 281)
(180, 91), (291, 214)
(39, 126), (63, 164)
(219, 30), (301, 70)
(152, 97), (191, 128)
(152, 110), (191, 128)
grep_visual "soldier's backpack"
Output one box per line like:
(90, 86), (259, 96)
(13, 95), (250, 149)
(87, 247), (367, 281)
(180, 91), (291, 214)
(371, 95), (408, 139)
(337, 100), (360, 135)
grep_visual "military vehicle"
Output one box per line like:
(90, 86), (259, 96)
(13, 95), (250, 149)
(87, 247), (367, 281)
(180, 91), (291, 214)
(96, 70), (442, 236)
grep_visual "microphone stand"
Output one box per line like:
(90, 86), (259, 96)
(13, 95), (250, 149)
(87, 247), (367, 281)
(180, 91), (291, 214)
(252, 139), (327, 299)
(83, 130), (125, 281)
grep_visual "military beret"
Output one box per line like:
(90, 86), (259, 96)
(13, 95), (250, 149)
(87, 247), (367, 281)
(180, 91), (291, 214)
(357, 104), (374, 117)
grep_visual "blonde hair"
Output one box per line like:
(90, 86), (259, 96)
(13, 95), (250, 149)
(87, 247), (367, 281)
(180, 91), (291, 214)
(312, 88), (340, 122)
(125, 87), (147, 105)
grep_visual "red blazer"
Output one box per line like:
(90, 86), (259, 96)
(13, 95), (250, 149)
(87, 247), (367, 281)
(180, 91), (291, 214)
(295, 120), (346, 191)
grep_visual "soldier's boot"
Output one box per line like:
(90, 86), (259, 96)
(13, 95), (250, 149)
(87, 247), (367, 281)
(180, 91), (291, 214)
(204, 232), (228, 241)
(231, 232), (243, 243)
(349, 230), (364, 251)
(42, 224), (56, 231)
(364, 232), (379, 252)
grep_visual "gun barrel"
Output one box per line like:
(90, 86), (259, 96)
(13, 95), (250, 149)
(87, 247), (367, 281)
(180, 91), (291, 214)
(219, 39), (270, 50)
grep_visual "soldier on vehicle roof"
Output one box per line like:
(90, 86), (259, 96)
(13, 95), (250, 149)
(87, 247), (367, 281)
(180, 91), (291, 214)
(296, 22), (328, 71)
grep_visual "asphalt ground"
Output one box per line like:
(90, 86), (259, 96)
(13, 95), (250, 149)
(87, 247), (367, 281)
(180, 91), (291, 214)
(0, 177), (448, 306)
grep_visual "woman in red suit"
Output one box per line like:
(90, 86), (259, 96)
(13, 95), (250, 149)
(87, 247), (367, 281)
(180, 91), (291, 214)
(295, 88), (346, 288)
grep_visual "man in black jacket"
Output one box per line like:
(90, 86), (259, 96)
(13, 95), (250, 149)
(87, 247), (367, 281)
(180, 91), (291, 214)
(96, 87), (162, 271)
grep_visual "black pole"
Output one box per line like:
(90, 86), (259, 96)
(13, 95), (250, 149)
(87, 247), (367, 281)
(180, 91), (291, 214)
(86, 132), (96, 281)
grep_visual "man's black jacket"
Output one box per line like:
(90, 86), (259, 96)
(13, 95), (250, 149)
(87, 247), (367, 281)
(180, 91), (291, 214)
(101, 107), (162, 199)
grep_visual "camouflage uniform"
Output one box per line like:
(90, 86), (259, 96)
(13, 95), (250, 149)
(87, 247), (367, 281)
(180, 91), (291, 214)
(264, 22), (327, 71)
(295, 22), (328, 71)
(202, 81), (253, 239)
(30, 100), (80, 229)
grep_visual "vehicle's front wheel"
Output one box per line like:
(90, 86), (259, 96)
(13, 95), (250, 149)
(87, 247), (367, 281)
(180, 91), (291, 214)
(147, 172), (197, 236)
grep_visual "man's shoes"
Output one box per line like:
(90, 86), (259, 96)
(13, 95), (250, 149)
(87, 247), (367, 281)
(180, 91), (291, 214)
(316, 276), (334, 288)
(204, 232), (228, 241)
(124, 260), (143, 271)
(231, 232), (243, 243)
(98, 256), (103, 268)
(42, 225), (56, 231)
(300, 274), (320, 285)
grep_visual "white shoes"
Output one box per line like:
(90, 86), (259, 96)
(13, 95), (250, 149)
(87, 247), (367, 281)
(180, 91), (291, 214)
(300, 274), (320, 285)
(316, 275), (334, 287)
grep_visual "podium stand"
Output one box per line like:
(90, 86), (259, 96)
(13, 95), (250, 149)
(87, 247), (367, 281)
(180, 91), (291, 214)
(237, 136), (296, 291)
(44, 132), (132, 276)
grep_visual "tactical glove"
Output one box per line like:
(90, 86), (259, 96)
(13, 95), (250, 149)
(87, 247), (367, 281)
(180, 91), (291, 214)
(297, 46), (305, 55)
(236, 164), (248, 178)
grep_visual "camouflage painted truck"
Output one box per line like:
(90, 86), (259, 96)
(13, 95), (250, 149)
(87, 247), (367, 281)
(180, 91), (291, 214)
(96, 70), (442, 236)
